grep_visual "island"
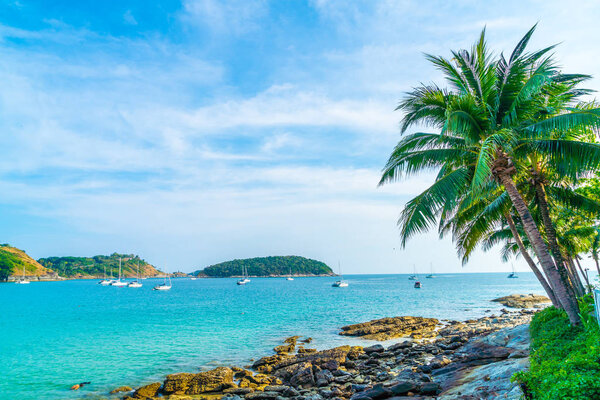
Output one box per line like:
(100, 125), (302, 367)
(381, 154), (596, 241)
(193, 256), (334, 277)
(38, 253), (162, 279)
(0, 244), (59, 281)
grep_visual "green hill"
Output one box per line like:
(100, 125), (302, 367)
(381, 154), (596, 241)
(38, 253), (162, 278)
(194, 256), (334, 277)
(0, 244), (55, 281)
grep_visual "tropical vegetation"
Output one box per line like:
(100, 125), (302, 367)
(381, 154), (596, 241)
(380, 25), (600, 325)
(38, 253), (160, 277)
(513, 297), (600, 399)
(196, 256), (333, 277)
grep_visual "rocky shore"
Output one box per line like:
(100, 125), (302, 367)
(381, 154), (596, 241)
(110, 307), (535, 400)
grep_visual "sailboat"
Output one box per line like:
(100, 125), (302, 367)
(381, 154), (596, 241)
(99, 265), (112, 285)
(15, 265), (30, 284)
(508, 263), (519, 278)
(237, 266), (250, 285)
(128, 262), (143, 287)
(426, 263), (435, 279)
(286, 267), (294, 281)
(153, 273), (172, 290)
(408, 264), (418, 280)
(332, 262), (348, 287)
(111, 258), (128, 286)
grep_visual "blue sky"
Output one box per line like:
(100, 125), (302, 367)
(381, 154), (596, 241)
(1, 0), (600, 273)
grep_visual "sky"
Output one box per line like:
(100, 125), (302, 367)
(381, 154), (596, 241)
(1, 0), (600, 274)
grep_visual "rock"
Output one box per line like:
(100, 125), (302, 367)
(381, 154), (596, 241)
(389, 381), (419, 395)
(283, 386), (300, 397)
(284, 336), (301, 345)
(340, 317), (439, 341)
(188, 367), (234, 394)
(132, 382), (161, 398)
(289, 363), (315, 387)
(275, 344), (296, 354)
(491, 294), (550, 309)
(224, 387), (255, 395)
(110, 386), (132, 394)
(246, 391), (281, 400)
(419, 382), (441, 395)
(363, 344), (384, 354)
(387, 342), (412, 352)
(315, 369), (334, 387)
(301, 337), (313, 344)
(298, 348), (318, 354)
(163, 373), (195, 394)
(359, 384), (391, 400)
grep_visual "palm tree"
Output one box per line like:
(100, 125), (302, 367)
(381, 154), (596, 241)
(380, 26), (600, 324)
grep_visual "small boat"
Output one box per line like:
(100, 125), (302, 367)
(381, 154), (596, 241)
(190, 277), (197, 280)
(414, 281), (421, 288)
(128, 263), (143, 288)
(111, 258), (128, 287)
(508, 263), (519, 278)
(99, 265), (112, 285)
(237, 266), (250, 285)
(286, 267), (294, 281)
(15, 266), (30, 284)
(408, 264), (418, 280)
(332, 261), (348, 287)
(154, 274), (172, 290)
(426, 263), (435, 279)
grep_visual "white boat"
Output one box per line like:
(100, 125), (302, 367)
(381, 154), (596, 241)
(286, 267), (294, 281)
(99, 265), (112, 285)
(237, 266), (250, 285)
(128, 263), (143, 288)
(111, 258), (127, 287)
(190, 277), (197, 280)
(154, 274), (172, 291)
(15, 266), (30, 284)
(332, 261), (348, 287)
(408, 264), (418, 280)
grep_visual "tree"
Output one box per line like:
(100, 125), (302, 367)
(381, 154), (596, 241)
(380, 26), (600, 324)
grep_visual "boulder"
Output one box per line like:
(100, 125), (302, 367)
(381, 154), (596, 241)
(284, 336), (301, 345)
(274, 344), (295, 354)
(186, 367), (234, 394)
(163, 373), (195, 394)
(340, 317), (439, 341)
(491, 294), (550, 309)
(110, 386), (132, 394)
(389, 381), (419, 395)
(132, 382), (161, 398)
(363, 344), (384, 354)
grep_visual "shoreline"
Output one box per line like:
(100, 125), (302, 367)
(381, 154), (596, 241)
(101, 303), (538, 400)
(3, 273), (337, 282)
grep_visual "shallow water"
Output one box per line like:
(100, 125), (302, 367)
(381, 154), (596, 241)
(0, 273), (544, 399)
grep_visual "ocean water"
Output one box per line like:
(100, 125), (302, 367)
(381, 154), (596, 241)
(0, 273), (545, 400)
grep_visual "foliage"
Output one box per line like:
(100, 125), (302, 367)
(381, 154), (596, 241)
(0, 250), (19, 281)
(196, 256), (333, 277)
(38, 253), (158, 277)
(513, 298), (600, 399)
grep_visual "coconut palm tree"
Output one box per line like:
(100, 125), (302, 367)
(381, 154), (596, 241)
(380, 26), (600, 324)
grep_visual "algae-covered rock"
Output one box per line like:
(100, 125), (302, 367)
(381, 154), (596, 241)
(186, 367), (234, 394)
(340, 316), (440, 340)
(492, 294), (550, 309)
(132, 382), (161, 398)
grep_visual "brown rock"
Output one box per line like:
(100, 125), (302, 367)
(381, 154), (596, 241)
(491, 294), (550, 309)
(132, 382), (161, 398)
(110, 385), (132, 394)
(274, 344), (295, 354)
(284, 336), (301, 345)
(163, 373), (195, 394)
(186, 367), (234, 394)
(340, 316), (439, 340)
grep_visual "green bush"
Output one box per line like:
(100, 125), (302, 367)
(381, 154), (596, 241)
(514, 295), (600, 399)
(197, 256), (333, 277)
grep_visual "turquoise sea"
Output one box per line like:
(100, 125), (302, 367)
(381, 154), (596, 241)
(1, 273), (546, 400)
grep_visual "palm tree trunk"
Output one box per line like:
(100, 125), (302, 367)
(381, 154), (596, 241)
(575, 257), (590, 293)
(505, 212), (559, 306)
(594, 256), (600, 277)
(497, 170), (580, 325)
(533, 181), (578, 298)
(567, 258), (585, 296)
